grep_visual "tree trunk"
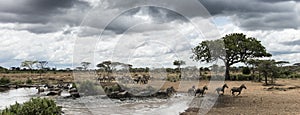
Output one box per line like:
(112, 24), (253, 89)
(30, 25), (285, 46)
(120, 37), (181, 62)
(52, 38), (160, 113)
(264, 72), (268, 85)
(199, 68), (202, 76)
(225, 64), (230, 80)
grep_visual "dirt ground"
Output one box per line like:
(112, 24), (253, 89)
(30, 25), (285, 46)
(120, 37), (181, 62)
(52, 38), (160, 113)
(175, 79), (300, 115)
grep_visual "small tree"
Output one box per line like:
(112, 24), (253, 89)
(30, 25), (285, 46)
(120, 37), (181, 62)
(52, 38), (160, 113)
(81, 62), (91, 70)
(173, 60), (185, 71)
(36, 61), (48, 81)
(242, 67), (251, 75)
(97, 61), (112, 72)
(257, 60), (279, 85)
(21, 60), (37, 73)
(173, 60), (185, 79)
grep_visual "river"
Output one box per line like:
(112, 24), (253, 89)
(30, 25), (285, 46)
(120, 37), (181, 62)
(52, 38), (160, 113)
(0, 88), (193, 115)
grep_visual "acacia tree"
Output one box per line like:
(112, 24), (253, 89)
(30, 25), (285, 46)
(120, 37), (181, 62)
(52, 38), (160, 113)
(81, 62), (91, 70)
(191, 33), (271, 80)
(173, 60), (186, 71)
(36, 61), (48, 75)
(96, 61), (131, 76)
(96, 61), (112, 73)
(246, 59), (261, 81)
(275, 61), (289, 67)
(21, 60), (38, 73)
(173, 60), (186, 79)
(257, 60), (279, 85)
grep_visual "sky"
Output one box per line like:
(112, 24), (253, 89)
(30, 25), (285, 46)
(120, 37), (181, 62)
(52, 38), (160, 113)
(0, 0), (300, 69)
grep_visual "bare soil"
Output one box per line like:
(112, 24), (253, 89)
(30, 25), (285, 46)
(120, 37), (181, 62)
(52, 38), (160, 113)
(177, 79), (300, 115)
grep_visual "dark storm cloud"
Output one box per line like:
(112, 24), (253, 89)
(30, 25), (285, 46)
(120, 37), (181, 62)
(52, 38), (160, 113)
(260, 0), (300, 3)
(1, 0), (90, 15)
(104, 6), (188, 34)
(0, 0), (299, 34)
(0, 0), (89, 33)
(198, 0), (299, 30)
(0, 0), (81, 21)
(101, 0), (300, 31)
(199, 0), (294, 15)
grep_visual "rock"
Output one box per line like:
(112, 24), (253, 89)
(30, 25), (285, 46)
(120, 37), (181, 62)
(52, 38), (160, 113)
(47, 90), (62, 96)
(69, 88), (78, 93)
(70, 92), (80, 98)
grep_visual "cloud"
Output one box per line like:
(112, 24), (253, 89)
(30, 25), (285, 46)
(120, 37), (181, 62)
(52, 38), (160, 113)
(281, 39), (300, 46)
(218, 22), (300, 64)
(0, 28), (75, 68)
(199, 0), (300, 30)
(0, 0), (90, 34)
(0, 0), (300, 69)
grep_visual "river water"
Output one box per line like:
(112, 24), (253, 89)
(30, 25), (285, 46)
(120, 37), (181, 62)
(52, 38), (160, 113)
(0, 88), (194, 115)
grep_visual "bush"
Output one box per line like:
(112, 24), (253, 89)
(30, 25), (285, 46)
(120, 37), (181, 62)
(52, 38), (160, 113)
(0, 98), (62, 115)
(78, 80), (102, 95)
(0, 77), (10, 85)
(26, 78), (33, 84)
(289, 74), (300, 79)
(13, 80), (24, 85)
(242, 67), (251, 75)
(231, 74), (252, 81)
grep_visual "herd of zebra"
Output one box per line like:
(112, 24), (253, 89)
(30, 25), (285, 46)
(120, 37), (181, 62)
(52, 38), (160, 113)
(188, 84), (247, 96)
(97, 74), (151, 84)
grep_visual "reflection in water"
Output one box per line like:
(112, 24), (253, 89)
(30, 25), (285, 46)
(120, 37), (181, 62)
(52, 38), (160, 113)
(0, 89), (192, 115)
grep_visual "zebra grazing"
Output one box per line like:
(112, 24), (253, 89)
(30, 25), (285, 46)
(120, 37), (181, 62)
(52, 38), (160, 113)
(231, 84), (247, 96)
(187, 86), (196, 96)
(216, 84), (229, 95)
(195, 86), (208, 97)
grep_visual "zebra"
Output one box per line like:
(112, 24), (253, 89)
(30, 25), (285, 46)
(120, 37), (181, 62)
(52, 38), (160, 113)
(216, 84), (229, 95)
(231, 84), (247, 96)
(187, 85), (196, 96)
(195, 86), (208, 97)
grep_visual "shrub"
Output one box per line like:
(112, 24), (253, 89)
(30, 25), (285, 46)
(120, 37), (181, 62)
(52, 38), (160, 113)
(0, 98), (62, 115)
(289, 74), (300, 79)
(26, 78), (33, 84)
(78, 80), (102, 95)
(0, 77), (10, 85)
(242, 67), (251, 75)
(231, 74), (252, 81)
(13, 80), (24, 85)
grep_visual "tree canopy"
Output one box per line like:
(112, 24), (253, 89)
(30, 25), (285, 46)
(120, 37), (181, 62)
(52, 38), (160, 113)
(96, 61), (131, 72)
(191, 33), (271, 80)
(173, 60), (186, 69)
(21, 60), (38, 69)
(81, 62), (91, 70)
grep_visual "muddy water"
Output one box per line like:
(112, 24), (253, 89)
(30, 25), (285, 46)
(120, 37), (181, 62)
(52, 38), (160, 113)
(0, 88), (37, 110)
(0, 88), (193, 115)
(56, 94), (192, 115)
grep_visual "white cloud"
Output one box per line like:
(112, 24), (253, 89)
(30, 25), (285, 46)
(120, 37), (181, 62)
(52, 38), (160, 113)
(0, 28), (75, 68)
